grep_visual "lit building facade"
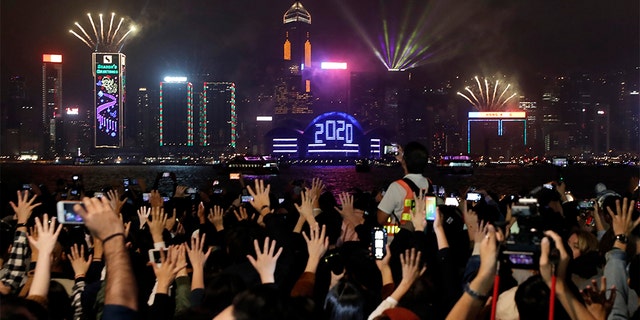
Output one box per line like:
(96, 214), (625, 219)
(92, 52), (126, 148)
(159, 78), (194, 152)
(136, 88), (159, 155)
(467, 112), (527, 158)
(42, 54), (63, 156)
(200, 82), (237, 152)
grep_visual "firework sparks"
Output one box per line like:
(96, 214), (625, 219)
(457, 76), (518, 111)
(69, 12), (136, 52)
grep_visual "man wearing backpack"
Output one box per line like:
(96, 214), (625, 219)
(376, 141), (430, 228)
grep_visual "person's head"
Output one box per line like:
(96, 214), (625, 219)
(0, 294), (48, 320)
(515, 275), (571, 320)
(200, 273), (247, 318)
(324, 279), (366, 320)
(402, 142), (428, 174)
(231, 284), (287, 320)
(567, 229), (598, 259)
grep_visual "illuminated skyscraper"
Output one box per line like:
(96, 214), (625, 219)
(159, 78), (194, 152)
(92, 52), (126, 148)
(200, 82), (237, 152)
(136, 88), (159, 155)
(42, 54), (63, 156)
(283, 2), (311, 74)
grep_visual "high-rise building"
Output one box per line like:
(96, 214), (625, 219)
(42, 54), (63, 156)
(136, 88), (159, 155)
(275, 2), (314, 118)
(200, 82), (237, 152)
(159, 78), (194, 153)
(92, 52), (126, 148)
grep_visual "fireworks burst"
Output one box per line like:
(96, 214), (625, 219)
(69, 13), (136, 52)
(457, 76), (518, 111)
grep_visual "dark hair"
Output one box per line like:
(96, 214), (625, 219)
(0, 294), (48, 320)
(48, 280), (73, 320)
(403, 142), (428, 174)
(515, 275), (571, 320)
(232, 284), (287, 320)
(199, 273), (247, 317)
(324, 279), (366, 320)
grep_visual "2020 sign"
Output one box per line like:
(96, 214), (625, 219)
(314, 120), (354, 143)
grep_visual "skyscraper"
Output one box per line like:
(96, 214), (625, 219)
(275, 2), (314, 117)
(92, 52), (126, 148)
(200, 82), (237, 152)
(42, 54), (63, 157)
(159, 78), (194, 152)
(136, 88), (159, 155)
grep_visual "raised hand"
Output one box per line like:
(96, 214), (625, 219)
(27, 214), (63, 257)
(539, 230), (570, 287)
(295, 190), (317, 225)
(580, 277), (616, 320)
(74, 198), (124, 241)
(309, 177), (325, 208)
(174, 185), (188, 198)
(247, 237), (283, 284)
(185, 233), (212, 290)
(335, 192), (364, 226)
(412, 189), (427, 232)
(247, 179), (271, 216)
(207, 205), (224, 231)
(399, 248), (426, 287)
(607, 198), (639, 239)
(107, 189), (127, 214)
(137, 206), (151, 229)
(148, 207), (168, 244)
(234, 206), (251, 222)
(149, 190), (164, 209)
(69, 244), (92, 278)
(10, 190), (41, 224)
(197, 202), (207, 224)
(151, 246), (187, 294)
(302, 224), (328, 273)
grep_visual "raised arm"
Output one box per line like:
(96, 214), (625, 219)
(74, 196), (138, 313)
(246, 237), (283, 284)
(27, 214), (63, 298)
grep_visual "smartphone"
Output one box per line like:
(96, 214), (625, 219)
(504, 251), (536, 269)
(241, 195), (253, 203)
(511, 205), (532, 216)
(213, 180), (220, 186)
(371, 227), (387, 260)
(148, 248), (168, 267)
(22, 183), (32, 191)
(142, 193), (151, 202)
(162, 197), (171, 202)
(123, 178), (130, 187)
(162, 172), (171, 178)
(70, 189), (79, 196)
(94, 192), (104, 198)
(213, 188), (223, 194)
(278, 198), (285, 204)
(466, 192), (482, 202)
(186, 187), (197, 194)
(445, 197), (459, 206)
(72, 175), (80, 181)
(230, 173), (241, 180)
(543, 183), (554, 190)
(56, 201), (84, 224)
(425, 196), (437, 221)
(578, 200), (595, 210)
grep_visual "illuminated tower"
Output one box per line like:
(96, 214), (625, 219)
(283, 2), (311, 74)
(92, 52), (126, 148)
(200, 82), (237, 152)
(159, 77), (194, 152)
(42, 54), (63, 156)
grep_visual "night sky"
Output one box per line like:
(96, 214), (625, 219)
(1, 0), (638, 108)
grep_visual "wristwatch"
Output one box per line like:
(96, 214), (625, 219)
(614, 234), (628, 244)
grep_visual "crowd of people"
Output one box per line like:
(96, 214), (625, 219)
(1, 141), (639, 320)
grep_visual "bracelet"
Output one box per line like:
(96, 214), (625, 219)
(464, 282), (490, 302)
(101, 232), (125, 244)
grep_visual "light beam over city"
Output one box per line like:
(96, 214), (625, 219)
(69, 12), (137, 52)
(457, 76), (518, 111)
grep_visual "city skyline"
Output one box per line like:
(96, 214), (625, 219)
(2, 0), (638, 108)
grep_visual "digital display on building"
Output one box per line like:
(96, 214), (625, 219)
(93, 53), (124, 147)
(303, 112), (363, 156)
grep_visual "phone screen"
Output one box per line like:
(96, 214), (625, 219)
(142, 193), (150, 202)
(425, 196), (437, 221)
(230, 173), (240, 180)
(466, 193), (482, 201)
(162, 172), (171, 178)
(241, 195), (253, 203)
(56, 201), (84, 224)
(372, 228), (387, 259)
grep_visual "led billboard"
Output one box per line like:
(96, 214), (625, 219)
(93, 52), (125, 147)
